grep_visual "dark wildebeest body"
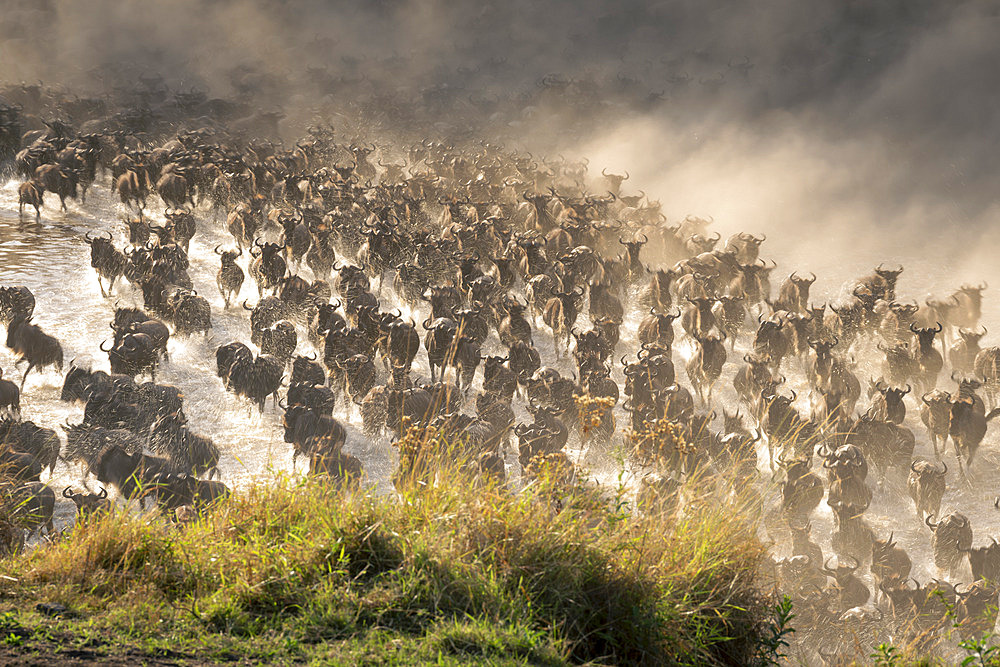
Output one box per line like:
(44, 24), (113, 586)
(5, 316), (63, 388)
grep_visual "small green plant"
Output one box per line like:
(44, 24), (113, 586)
(2, 632), (23, 647)
(757, 595), (795, 665)
(959, 633), (1000, 666)
(871, 643), (900, 666)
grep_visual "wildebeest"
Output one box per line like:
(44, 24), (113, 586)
(249, 239), (288, 297)
(686, 331), (726, 404)
(951, 327), (987, 374)
(149, 472), (230, 511)
(973, 345), (1000, 409)
(34, 163), (78, 211)
(871, 532), (912, 604)
(0, 286), (34, 327)
(775, 272), (816, 314)
(156, 171), (190, 210)
(257, 319), (297, 365)
(226, 352), (283, 412)
(920, 389), (952, 458)
(753, 315), (788, 372)
(101, 332), (160, 379)
(62, 486), (112, 519)
(906, 460), (946, 523)
(164, 289), (212, 336)
(282, 404), (348, 470)
(18, 180), (43, 219)
(638, 307), (679, 349)
(955, 580), (1000, 640)
(215, 245), (245, 308)
(910, 322), (943, 393)
(964, 538), (1000, 583)
(926, 512), (973, 577)
(290, 354), (326, 387)
(5, 315), (63, 388)
(951, 283), (987, 330)
(5, 482), (55, 537)
(84, 231), (127, 297)
(949, 397), (1000, 475)
(92, 446), (172, 509)
(115, 169), (148, 210)
(869, 380), (909, 425)
(0, 367), (20, 417)
(821, 556), (869, 611)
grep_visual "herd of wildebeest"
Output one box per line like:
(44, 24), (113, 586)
(1, 82), (1000, 657)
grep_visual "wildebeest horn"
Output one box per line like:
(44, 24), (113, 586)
(214, 244), (224, 255)
(932, 321), (942, 333)
(789, 389), (796, 400)
(98, 487), (108, 499)
(242, 299), (253, 311)
(99, 339), (112, 352)
(925, 514), (939, 530)
(63, 486), (75, 499)
(84, 231), (94, 243)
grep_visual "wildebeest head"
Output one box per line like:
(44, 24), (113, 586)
(62, 485), (110, 518)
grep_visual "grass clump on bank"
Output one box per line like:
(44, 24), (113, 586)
(0, 463), (779, 665)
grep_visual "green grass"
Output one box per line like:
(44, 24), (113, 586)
(0, 463), (777, 665)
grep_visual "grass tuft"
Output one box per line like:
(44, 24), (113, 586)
(0, 461), (775, 665)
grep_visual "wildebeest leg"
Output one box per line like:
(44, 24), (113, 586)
(20, 363), (34, 389)
(60, 195), (67, 211)
(953, 439), (966, 479)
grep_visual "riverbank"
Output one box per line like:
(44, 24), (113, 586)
(0, 465), (781, 665)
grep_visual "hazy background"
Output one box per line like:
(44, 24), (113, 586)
(2, 0), (998, 299)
